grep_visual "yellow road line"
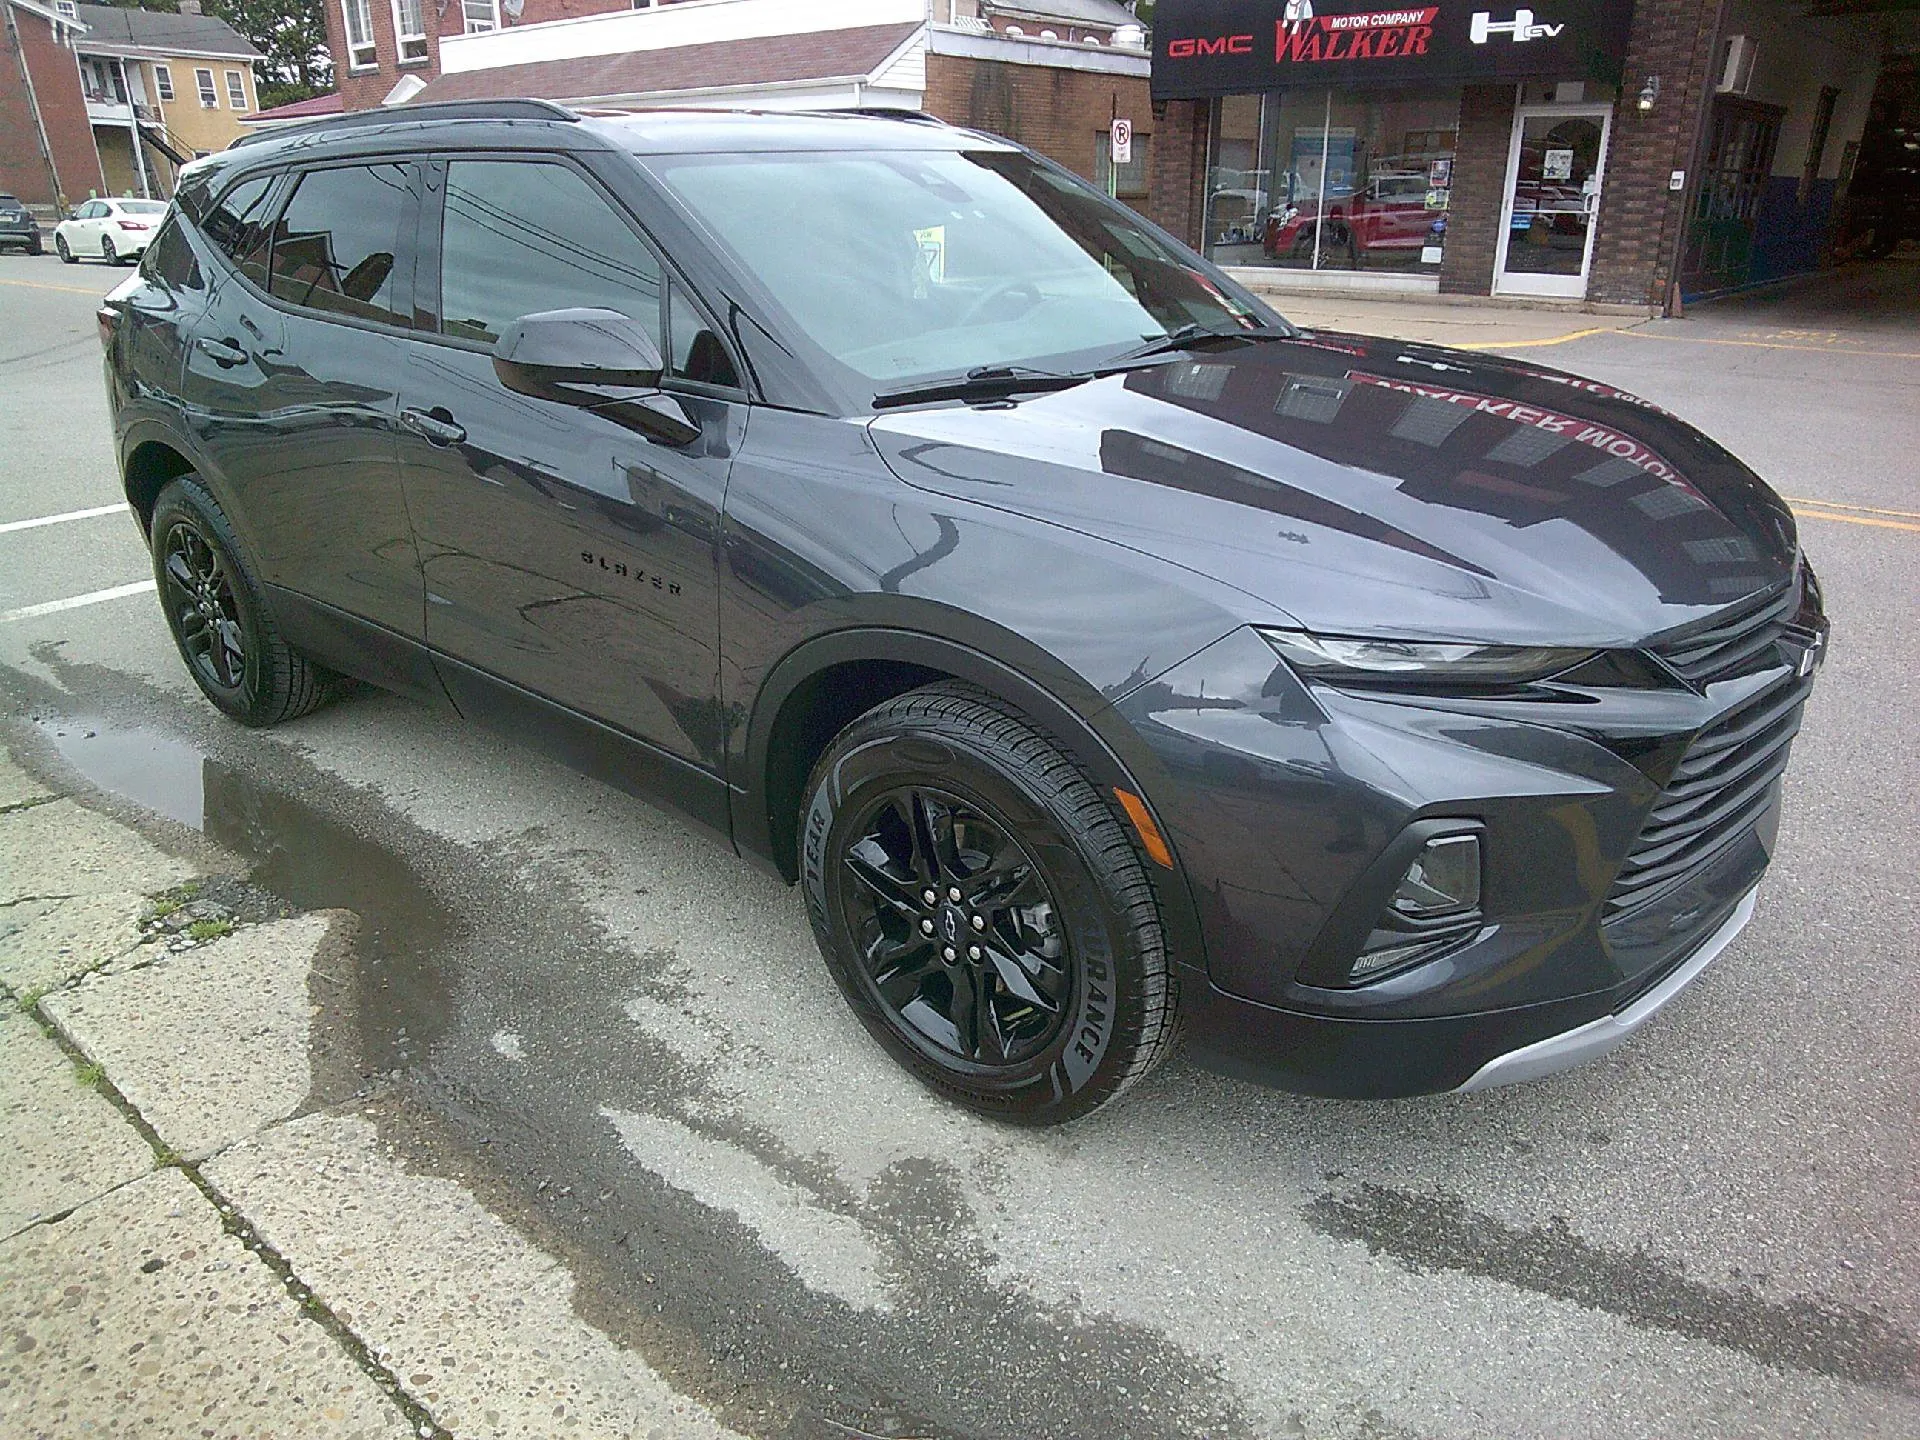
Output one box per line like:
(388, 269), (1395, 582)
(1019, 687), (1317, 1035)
(1455, 326), (1614, 351)
(1781, 496), (1920, 521)
(1621, 329), (1920, 360)
(0, 277), (108, 297)
(1790, 506), (1920, 535)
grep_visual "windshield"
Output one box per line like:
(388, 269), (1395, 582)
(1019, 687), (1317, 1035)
(649, 148), (1277, 393)
(118, 200), (170, 215)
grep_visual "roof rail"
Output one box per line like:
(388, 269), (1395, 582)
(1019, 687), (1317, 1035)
(231, 98), (577, 149)
(813, 108), (951, 126)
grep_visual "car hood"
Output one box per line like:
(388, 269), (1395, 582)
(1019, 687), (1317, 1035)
(866, 331), (1799, 647)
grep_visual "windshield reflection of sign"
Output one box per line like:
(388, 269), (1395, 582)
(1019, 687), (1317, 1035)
(1543, 148), (1574, 181)
(914, 225), (946, 285)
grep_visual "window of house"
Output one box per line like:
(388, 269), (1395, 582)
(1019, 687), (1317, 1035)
(267, 164), (410, 326)
(1096, 132), (1149, 200)
(342, 0), (376, 68)
(1204, 88), (1462, 275)
(439, 160), (664, 348)
(195, 68), (217, 107)
(462, 0), (499, 33)
(154, 65), (174, 102)
(391, 0), (429, 62)
(226, 71), (246, 110)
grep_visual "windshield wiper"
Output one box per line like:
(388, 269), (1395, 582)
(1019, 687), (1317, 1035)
(872, 364), (1092, 411)
(1103, 322), (1295, 367)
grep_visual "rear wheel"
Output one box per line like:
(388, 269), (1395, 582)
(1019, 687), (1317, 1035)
(800, 683), (1178, 1124)
(25, 235), (41, 256)
(55, 234), (74, 264)
(150, 476), (331, 727)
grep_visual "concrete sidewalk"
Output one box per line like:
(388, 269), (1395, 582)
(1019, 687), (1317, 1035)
(0, 742), (744, 1440)
(1238, 286), (1653, 350)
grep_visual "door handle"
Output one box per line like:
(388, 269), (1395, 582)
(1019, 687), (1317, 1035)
(196, 336), (246, 367)
(401, 406), (467, 447)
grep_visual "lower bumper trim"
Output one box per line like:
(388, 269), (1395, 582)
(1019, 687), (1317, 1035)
(1452, 886), (1758, 1093)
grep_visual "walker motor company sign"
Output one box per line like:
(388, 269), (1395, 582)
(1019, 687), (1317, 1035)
(1151, 0), (1631, 95)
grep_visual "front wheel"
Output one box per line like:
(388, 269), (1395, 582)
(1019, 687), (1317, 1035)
(150, 476), (331, 727)
(800, 683), (1178, 1124)
(101, 235), (119, 265)
(55, 234), (74, 264)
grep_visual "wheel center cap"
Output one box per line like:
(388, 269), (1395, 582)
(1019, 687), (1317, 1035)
(937, 904), (965, 948)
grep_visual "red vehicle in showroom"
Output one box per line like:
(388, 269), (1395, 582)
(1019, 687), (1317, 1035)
(1264, 171), (1434, 264)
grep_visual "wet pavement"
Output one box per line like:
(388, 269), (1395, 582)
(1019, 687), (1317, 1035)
(3, 249), (1918, 1439)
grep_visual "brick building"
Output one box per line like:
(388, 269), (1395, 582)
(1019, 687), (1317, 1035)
(323, 0), (1162, 214)
(2, 0), (260, 209)
(1149, 0), (1907, 308)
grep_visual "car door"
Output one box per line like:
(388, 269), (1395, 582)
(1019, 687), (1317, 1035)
(67, 201), (102, 251)
(178, 160), (429, 685)
(393, 152), (746, 806)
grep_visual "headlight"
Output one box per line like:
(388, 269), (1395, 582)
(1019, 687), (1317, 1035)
(1258, 629), (1594, 687)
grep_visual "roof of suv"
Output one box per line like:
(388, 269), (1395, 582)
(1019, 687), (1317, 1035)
(223, 100), (1007, 163)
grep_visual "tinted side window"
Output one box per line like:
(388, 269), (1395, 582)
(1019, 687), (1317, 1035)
(268, 164), (409, 326)
(668, 280), (740, 389)
(440, 160), (661, 348)
(201, 175), (276, 285)
(141, 217), (203, 291)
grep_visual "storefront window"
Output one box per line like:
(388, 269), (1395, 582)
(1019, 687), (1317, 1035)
(1205, 88), (1462, 274)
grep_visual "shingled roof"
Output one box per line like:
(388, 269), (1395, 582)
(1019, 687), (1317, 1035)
(417, 22), (921, 105)
(72, 2), (262, 58)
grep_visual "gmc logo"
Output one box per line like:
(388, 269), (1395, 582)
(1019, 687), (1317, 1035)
(1168, 33), (1255, 56)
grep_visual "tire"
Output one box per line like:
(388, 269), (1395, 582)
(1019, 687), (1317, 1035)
(56, 234), (74, 264)
(800, 682), (1178, 1124)
(149, 475), (330, 727)
(101, 235), (118, 265)
(26, 237), (41, 256)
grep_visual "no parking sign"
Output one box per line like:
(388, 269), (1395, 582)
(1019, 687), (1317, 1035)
(1110, 118), (1133, 166)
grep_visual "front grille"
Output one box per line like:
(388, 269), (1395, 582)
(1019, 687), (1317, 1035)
(1605, 671), (1810, 918)
(1650, 577), (1799, 684)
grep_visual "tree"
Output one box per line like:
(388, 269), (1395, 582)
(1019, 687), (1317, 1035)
(207, 0), (332, 107)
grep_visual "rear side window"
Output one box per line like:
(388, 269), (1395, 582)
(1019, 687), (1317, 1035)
(439, 160), (661, 348)
(201, 175), (276, 285)
(267, 164), (409, 326)
(141, 217), (202, 291)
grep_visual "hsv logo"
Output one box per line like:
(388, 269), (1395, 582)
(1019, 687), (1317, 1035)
(1275, 6), (1439, 62)
(1469, 8), (1565, 42)
(1167, 32), (1255, 56)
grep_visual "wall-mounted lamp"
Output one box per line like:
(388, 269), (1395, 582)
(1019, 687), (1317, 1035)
(1637, 75), (1661, 113)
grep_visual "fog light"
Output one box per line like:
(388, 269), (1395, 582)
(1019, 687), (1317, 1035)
(1390, 834), (1481, 918)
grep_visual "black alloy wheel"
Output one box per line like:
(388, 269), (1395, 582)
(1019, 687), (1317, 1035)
(802, 683), (1178, 1124)
(160, 519), (247, 694)
(838, 784), (1071, 1069)
(149, 476), (331, 727)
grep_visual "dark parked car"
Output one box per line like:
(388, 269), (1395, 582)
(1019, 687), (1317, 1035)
(0, 193), (43, 255)
(101, 103), (1828, 1123)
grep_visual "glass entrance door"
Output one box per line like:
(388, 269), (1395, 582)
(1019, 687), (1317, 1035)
(1494, 106), (1612, 298)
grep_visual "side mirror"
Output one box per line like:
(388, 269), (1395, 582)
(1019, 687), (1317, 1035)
(491, 307), (700, 448)
(492, 307), (665, 395)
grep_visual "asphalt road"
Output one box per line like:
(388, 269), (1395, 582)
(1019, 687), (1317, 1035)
(3, 250), (1916, 1440)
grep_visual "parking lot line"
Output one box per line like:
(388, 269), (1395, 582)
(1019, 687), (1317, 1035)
(0, 580), (155, 624)
(0, 277), (109, 298)
(0, 503), (126, 536)
(1455, 326), (1615, 351)
(1790, 506), (1920, 535)
(1781, 495), (1920, 521)
(1621, 328), (1920, 361)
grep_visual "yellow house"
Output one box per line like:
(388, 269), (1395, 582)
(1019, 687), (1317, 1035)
(72, 1), (262, 199)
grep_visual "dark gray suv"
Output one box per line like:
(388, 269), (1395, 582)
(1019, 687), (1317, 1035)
(101, 102), (1828, 1122)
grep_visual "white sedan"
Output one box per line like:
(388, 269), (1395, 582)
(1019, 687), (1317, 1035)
(54, 197), (170, 265)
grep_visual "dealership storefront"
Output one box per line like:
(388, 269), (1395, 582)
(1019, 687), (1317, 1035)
(1151, 0), (1641, 299)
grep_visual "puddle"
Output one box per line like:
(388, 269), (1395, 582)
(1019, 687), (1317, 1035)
(40, 715), (459, 1073)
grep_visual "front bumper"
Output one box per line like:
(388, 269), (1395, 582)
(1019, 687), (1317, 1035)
(1452, 885), (1754, 1091)
(1112, 622), (1815, 1098)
